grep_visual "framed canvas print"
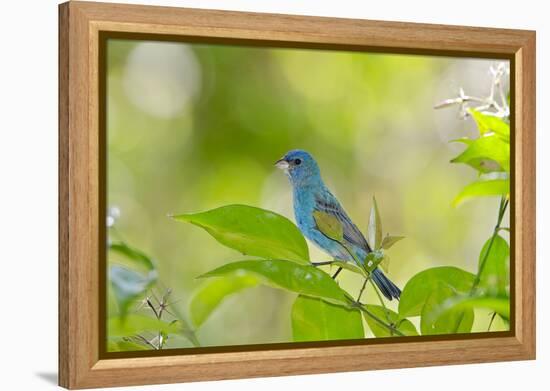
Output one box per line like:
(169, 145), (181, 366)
(58, 1), (536, 389)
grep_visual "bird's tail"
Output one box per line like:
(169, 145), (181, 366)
(372, 268), (401, 301)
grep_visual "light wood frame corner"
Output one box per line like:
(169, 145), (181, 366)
(59, 1), (536, 389)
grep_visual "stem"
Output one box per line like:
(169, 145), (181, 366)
(354, 303), (405, 337)
(454, 196), (508, 332)
(156, 290), (173, 350)
(368, 279), (393, 327)
(340, 240), (398, 331)
(462, 95), (489, 105)
(356, 277), (369, 302)
(341, 242), (393, 326)
(342, 243), (391, 318)
(147, 298), (164, 350)
(471, 196), (509, 293)
(315, 230), (402, 336)
(133, 335), (158, 350)
(146, 298), (160, 320)
(340, 247), (402, 336)
(487, 312), (497, 332)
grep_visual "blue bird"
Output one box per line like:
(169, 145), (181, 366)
(275, 149), (401, 300)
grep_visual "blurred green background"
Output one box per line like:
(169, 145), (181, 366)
(106, 39), (509, 348)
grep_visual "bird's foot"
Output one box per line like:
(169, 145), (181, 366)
(311, 261), (334, 267)
(332, 267), (343, 279)
(349, 300), (364, 309)
(309, 262), (342, 279)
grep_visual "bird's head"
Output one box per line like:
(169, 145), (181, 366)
(275, 149), (322, 186)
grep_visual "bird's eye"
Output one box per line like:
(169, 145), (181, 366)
(294, 158), (302, 165)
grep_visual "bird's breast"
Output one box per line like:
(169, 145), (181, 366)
(292, 188), (316, 231)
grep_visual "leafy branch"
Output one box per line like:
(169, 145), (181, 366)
(312, 197), (405, 332)
(433, 61), (511, 333)
(354, 302), (405, 337)
(471, 196), (509, 293)
(174, 202), (411, 341)
(109, 62), (511, 350)
(435, 62), (509, 119)
(107, 209), (200, 351)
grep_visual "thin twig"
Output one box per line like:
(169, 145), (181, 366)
(357, 278), (368, 302)
(487, 312), (497, 332)
(454, 196), (508, 332)
(146, 298), (160, 320)
(313, 229), (401, 336)
(132, 334), (158, 350)
(368, 279), (393, 327)
(434, 62), (509, 119)
(354, 303), (405, 337)
(471, 197), (508, 293)
(340, 243), (394, 326)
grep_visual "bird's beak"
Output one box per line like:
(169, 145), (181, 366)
(275, 158), (289, 170)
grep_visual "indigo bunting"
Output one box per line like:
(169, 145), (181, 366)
(275, 149), (401, 300)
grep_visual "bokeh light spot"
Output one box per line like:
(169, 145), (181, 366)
(123, 42), (201, 118)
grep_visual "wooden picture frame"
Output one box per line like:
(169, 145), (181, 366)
(59, 1), (536, 388)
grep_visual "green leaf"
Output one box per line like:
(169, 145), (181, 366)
(109, 241), (156, 272)
(108, 315), (180, 337)
(379, 254), (390, 273)
(493, 313), (510, 330)
(166, 302), (201, 347)
(424, 294), (510, 326)
(420, 282), (474, 335)
(363, 305), (418, 337)
(450, 137), (474, 145)
(398, 266), (475, 318)
(107, 338), (149, 352)
(380, 235), (404, 250)
(313, 210), (344, 242)
(469, 109), (510, 142)
(368, 196), (383, 249)
(171, 205), (309, 264)
(450, 134), (510, 173)
(291, 295), (364, 341)
(364, 250), (385, 273)
(478, 235), (510, 296)
(190, 274), (259, 328)
(200, 259), (351, 305)
(453, 178), (509, 207)
(109, 265), (157, 317)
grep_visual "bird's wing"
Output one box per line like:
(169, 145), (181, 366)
(313, 194), (372, 253)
